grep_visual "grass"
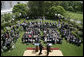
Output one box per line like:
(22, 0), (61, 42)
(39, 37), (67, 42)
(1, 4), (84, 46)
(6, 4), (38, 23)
(52, 39), (83, 56)
(65, 11), (83, 22)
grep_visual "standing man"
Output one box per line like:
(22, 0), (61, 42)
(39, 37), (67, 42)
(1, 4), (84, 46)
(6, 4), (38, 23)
(39, 42), (43, 55)
(46, 43), (50, 56)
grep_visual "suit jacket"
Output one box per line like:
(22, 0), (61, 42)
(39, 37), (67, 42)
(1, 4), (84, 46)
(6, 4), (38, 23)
(47, 44), (50, 51)
(39, 44), (43, 49)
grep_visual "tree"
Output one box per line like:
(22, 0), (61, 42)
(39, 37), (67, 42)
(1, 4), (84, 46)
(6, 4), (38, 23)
(1, 13), (13, 29)
(47, 6), (66, 19)
(2, 13), (12, 22)
(44, 1), (54, 17)
(27, 1), (45, 19)
(68, 6), (74, 11)
(13, 12), (20, 19)
(28, 1), (39, 18)
(60, 1), (83, 12)
(60, 1), (69, 11)
(28, 1), (64, 19)
(12, 3), (28, 19)
(73, 1), (83, 12)
(1, 15), (4, 24)
(56, 6), (66, 15)
(27, 1), (82, 19)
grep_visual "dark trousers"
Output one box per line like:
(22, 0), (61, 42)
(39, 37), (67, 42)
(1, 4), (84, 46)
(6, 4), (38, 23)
(47, 50), (49, 56)
(39, 49), (42, 54)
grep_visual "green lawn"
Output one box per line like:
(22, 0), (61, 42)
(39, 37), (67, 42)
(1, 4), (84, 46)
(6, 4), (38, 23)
(65, 11), (83, 22)
(52, 39), (83, 56)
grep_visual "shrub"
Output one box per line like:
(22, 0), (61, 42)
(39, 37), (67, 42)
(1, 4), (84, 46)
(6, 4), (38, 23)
(68, 6), (74, 12)
(47, 6), (66, 19)
(56, 6), (66, 15)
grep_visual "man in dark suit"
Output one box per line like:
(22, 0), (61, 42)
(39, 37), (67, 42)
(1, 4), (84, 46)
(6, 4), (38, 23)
(46, 43), (50, 56)
(39, 42), (43, 55)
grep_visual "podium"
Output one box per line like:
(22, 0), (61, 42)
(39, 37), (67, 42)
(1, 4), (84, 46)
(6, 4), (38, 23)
(34, 43), (39, 52)
(48, 43), (52, 52)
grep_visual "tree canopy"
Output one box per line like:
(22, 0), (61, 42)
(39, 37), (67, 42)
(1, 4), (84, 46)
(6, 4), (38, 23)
(12, 1), (83, 19)
(12, 3), (28, 19)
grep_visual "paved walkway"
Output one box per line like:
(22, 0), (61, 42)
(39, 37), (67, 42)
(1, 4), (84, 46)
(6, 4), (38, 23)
(23, 49), (63, 56)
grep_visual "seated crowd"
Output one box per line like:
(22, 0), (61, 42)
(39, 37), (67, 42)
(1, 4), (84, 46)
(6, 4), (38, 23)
(21, 20), (82, 46)
(1, 25), (20, 52)
(1, 18), (82, 53)
(60, 22), (82, 46)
